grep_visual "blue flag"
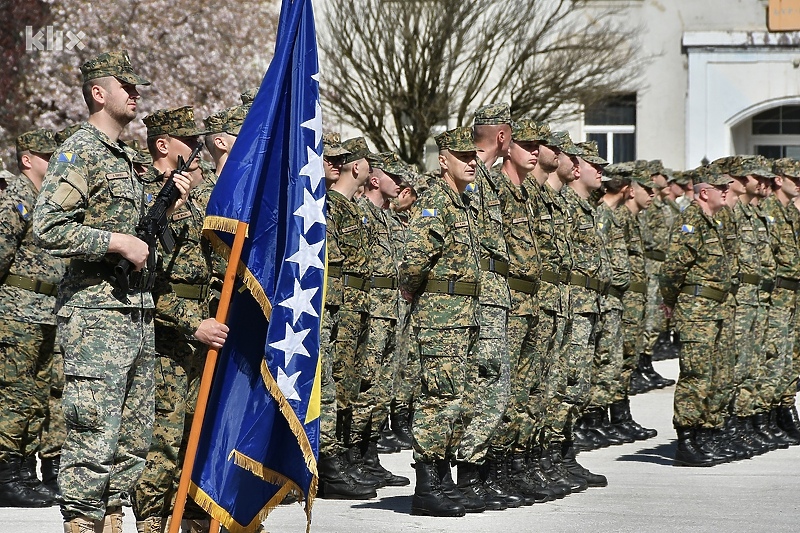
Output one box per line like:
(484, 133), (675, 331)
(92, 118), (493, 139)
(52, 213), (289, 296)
(193, 0), (324, 531)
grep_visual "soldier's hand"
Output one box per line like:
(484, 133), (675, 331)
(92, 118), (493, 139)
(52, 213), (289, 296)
(660, 303), (673, 319)
(109, 233), (150, 271)
(194, 318), (229, 348)
(168, 171), (193, 215)
(400, 288), (414, 302)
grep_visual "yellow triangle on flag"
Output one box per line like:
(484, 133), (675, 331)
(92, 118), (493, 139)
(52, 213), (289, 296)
(305, 245), (328, 424)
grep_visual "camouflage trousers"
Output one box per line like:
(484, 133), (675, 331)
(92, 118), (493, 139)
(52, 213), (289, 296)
(542, 286), (572, 445)
(457, 305), (510, 464)
(318, 305), (342, 457)
(553, 312), (598, 437)
(616, 291), (645, 402)
(132, 326), (206, 520)
(411, 326), (477, 462)
(780, 295), (800, 408)
(590, 305), (624, 408)
(393, 300), (419, 409)
(673, 318), (726, 429)
(0, 318), (55, 462)
(350, 316), (397, 445)
(57, 306), (155, 522)
(641, 263), (668, 356)
(40, 345), (66, 459)
(536, 307), (566, 446)
(732, 288), (761, 418)
(760, 288), (795, 410)
(334, 308), (369, 446)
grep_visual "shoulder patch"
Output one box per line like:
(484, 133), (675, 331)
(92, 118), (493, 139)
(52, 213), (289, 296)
(422, 208), (439, 217)
(464, 183), (475, 193)
(16, 203), (29, 220)
(146, 193), (154, 204)
(681, 224), (694, 234)
(57, 152), (77, 164)
(766, 215), (775, 225)
(362, 215), (368, 225)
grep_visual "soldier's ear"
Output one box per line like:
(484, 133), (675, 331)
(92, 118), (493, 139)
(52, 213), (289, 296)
(438, 152), (448, 173)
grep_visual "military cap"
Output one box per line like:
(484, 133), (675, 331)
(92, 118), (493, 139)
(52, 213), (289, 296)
(16, 128), (57, 155)
(241, 87), (259, 107)
(695, 164), (734, 186)
(123, 139), (152, 165)
(322, 132), (350, 158)
(81, 50), (150, 86)
(55, 124), (81, 146)
(772, 157), (800, 179)
(143, 106), (207, 138)
(576, 141), (608, 166)
(341, 137), (372, 163)
(556, 132), (582, 157)
(472, 103), (511, 126)
(662, 168), (676, 182)
(367, 151), (405, 176)
(602, 162), (634, 182)
(435, 126), (477, 152)
(547, 130), (570, 148)
(647, 159), (664, 175)
(512, 119), (550, 142)
(613, 161), (655, 189)
(728, 155), (776, 179)
(204, 105), (247, 135)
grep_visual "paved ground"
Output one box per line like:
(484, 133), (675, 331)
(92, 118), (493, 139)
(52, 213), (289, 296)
(6, 359), (800, 532)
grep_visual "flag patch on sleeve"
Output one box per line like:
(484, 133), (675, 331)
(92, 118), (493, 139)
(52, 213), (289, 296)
(57, 152), (77, 163)
(681, 224), (694, 234)
(422, 208), (439, 217)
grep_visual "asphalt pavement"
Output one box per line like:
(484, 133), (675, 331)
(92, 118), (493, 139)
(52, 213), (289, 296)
(6, 358), (800, 533)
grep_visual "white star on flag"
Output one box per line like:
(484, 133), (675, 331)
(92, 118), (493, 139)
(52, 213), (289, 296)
(278, 279), (319, 325)
(311, 72), (320, 83)
(287, 234), (324, 278)
(300, 100), (323, 148)
(293, 188), (326, 234)
(299, 146), (325, 191)
(269, 322), (311, 366)
(276, 367), (302, 401)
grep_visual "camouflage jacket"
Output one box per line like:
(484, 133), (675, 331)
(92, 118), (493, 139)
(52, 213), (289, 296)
(399, 177), (480, 328)
(0, 174), (66, 324)
(660, 202), (732, 320)
(732, 201), (762, 306)
(596, 202), (630, 311)
(563, 186), (609, 315)
(753, 202), (777, 285)
(33, 122), (154, 310)
(358, 197), (399, 320)
(642, 196), (673, 253)
(618, 205), (647, 286)
(143, 167), (214, 337)
(326, 189), (371, 313)
(760, 195), (800, 281)
(716, 205), (739, 278)
(488, 169), (541, 317)
(467, 159), (510, 309)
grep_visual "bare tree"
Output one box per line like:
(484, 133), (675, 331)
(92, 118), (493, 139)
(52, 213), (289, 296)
(319, 0), (644, 165)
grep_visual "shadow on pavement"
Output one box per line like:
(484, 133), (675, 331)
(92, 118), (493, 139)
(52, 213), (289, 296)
(352, 494), (413, 514)
(614, 441), (677, 466)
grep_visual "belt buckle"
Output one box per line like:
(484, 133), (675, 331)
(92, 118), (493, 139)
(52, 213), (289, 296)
(448, 280), (456, 294)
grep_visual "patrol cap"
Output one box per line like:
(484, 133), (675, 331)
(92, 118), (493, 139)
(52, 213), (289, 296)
(647, 159), (664, 176)
(694, 163), (734, 186)
(241, 87), (258, 107)
(602, 162), (634, 183)
(367, 151), (405, 177)
(546, 130), (570, 149)
(728, 155), (776, 179)
(472, 103), (511, 126)
(663, 168), (676, 182)
(772, 157), (800, 179)
(341, 137), (372, 163)
(399, 162), (424, 191)
(55, 124), (81, 146)
(16, 128), (57, 155)
(673, 169), (692, 186)
(435, 126), (477, 152)
(81, 50), (150, 86)
(576, 141), (609, 166)
(123, 139), (152, 165)
(556, 132), (582, 157)
(323, 132), (350, 158)
(711, 156), (736, 175)
(616, 161), (656, 189)
(143, 106), (207, 138)
(204, 105), (247, 135)
(511, 119), (550, 142)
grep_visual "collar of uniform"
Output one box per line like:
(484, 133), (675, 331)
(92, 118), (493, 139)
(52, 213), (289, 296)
(81, 122), (132, 161)
(500, 170), (527, 200)
(17, 173), (39, 197)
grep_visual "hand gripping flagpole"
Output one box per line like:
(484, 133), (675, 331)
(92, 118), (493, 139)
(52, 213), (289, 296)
(169, 221), (249, 533)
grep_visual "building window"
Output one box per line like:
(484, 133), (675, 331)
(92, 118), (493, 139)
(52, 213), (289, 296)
(584, 94), (636, 163)
(751, 105), (800, 158)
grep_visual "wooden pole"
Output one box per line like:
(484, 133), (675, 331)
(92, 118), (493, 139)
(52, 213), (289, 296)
(169, 221), (249, 533)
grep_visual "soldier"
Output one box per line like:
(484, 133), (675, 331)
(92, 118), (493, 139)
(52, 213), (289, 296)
(322, 132), (348, 189)
(661, 165), (733, 466)
(131, 106), (229, 533)
(674, 169), (695, 211)
(0, 155), (13, 192)
(32, 51), (190, 532)
(399, 126), (481, 517)
(203, 105), (246, 175)
(0, 129), (62, 508)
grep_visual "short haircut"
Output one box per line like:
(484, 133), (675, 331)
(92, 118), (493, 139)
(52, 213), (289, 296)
(603, 176), (631, 194)
(81, 77), (113, 113)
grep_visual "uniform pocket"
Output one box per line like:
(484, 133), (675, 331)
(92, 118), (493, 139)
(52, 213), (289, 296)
(62, 375), (104, 431)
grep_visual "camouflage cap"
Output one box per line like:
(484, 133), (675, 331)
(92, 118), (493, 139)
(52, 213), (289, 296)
(711, 156), (736, 175)
(472, 103), (511, 126)
(556, 132), (582, 157)
(16, 128), (57, 155)
(322, 132), (350, 158)
(619, 161), (656, 189)
(511, 119), (550, 142)
(603, 162), (634, 182)
(772, 157), (800, 179)
(123, 139), (152, 165)
(576, 141), (608, 166)
(341, 137), (372, 163)
(241, 87), (259, 107)
(367, 151), (405, 176)
(204, 105), (247, 135)
(55, 123), (81, 146)
(662, 168), (676, 182)
(728, 155), (776, 179)
(81, 50), (150, 86)
(695, 163), (734, 186)
(399, 162), (423, 190)
(547, 130), (570, 148)
(647, 159), (664, 176)
(435, 126), (477, 152)
(143, 106), (207, 138)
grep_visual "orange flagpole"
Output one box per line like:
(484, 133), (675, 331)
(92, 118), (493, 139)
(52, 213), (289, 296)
(169, 221), (249, 533)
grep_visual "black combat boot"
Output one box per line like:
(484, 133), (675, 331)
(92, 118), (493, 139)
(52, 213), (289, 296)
(725, 416), (756, 458)
(611, 399), (657, 440)
(527, 446), (567, 499)
(40, 455), (60, 495)
(652, 331), (675, 361)
(411, 461), (466, 517)
(438, 461), (484, 513)
(317, 453), (377, 499)
(694, 428), (734, 462)
(0, 459), (54, 507)
(362, 442), (409, 486)
(390, 404), (414, 450)
(768, 408), (797, 447)
(753, 412), (789, 450)
(19, 456), (57, 500)
(560, 441), (607, 487)
(777, 406), (800, 444)
(344, 446), (385, 487)
(737, 416), (768, 455)
(585, 407), (624, 446)
(507, 454), (551, 504)
(481, 455), (524, 508)
(571, 415), (594, 452)
(641, 352), (675, 388)
(749, 413), (779, 451)
(598, 407), (634, 444)
(673, 427), (719, 467)
(456, 462), (506, 511)
(376, 418), (403, 453)
(547, 445), (588, 493)
(710, 427), (748, 461)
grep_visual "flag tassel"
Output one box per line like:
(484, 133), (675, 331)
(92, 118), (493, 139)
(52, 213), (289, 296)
(168, 221), (250, 533)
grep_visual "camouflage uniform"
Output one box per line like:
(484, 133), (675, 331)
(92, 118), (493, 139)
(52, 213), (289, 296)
(753, 199), (779, 414)
(32, 51), (156, 522)
(661, 194), (733, 430)
(131, 106), (214, 522)
(639, 194), (671, 357)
